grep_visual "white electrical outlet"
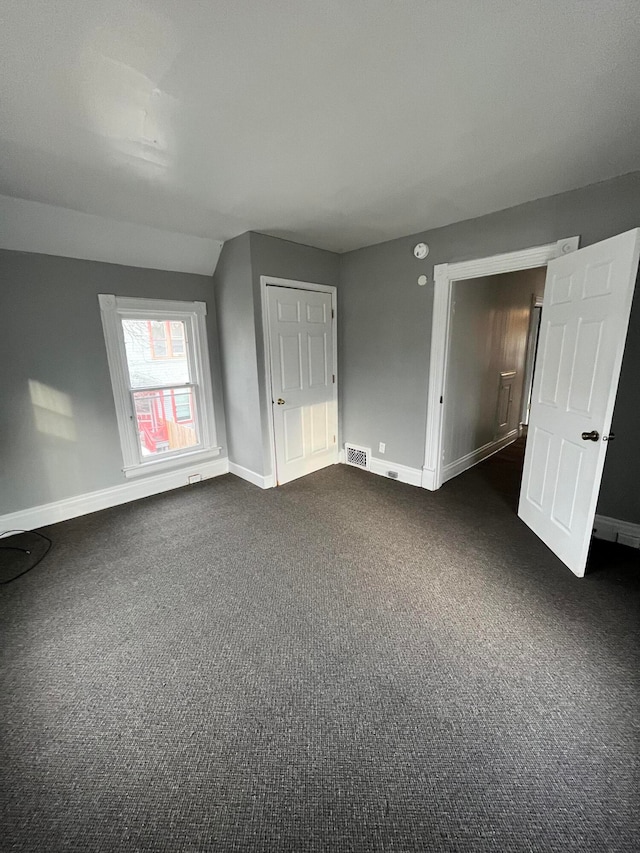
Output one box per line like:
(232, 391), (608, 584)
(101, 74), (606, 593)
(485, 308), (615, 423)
(378, 442), (386, 454)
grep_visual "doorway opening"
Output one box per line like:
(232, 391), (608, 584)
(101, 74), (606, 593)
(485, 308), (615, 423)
(439, 265), (546, 500)
(422, 237), (579, 492)
(425, 229), (640, 577)
(478, 290), (546, 512)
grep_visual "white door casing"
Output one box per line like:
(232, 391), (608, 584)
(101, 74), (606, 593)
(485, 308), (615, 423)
(266, 283), (337, 485)
(518, 228), (640, 577)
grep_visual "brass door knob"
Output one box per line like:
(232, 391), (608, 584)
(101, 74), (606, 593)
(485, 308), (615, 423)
(581, 430), (599, 442)
(276, 398), (285, 405)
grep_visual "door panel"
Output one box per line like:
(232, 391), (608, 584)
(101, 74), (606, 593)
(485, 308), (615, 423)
(306, 302), (327, 323)
(567, 320), (602, 413)
(310, 402), (330, 453)
(538, 323), (565, 405)
(518, 229), (640, 576)
(279, 335), (303, 390)
(268, 285), (337, 485)
(308, 333), (328, 387)
(551, 439), (582, 531)
(283, 407), (304, 462)
(526, 427), (552, 508)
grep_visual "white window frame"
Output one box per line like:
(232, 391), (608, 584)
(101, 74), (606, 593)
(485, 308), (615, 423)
(99, 294), (220, 478)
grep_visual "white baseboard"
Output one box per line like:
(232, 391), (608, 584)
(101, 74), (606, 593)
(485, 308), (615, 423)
(338, 449), (346, 464)
(369, 457), (423, 488)
(228, 461), (275, 489)
(442, 431), (518, 484)
(0, 457), (230, 533)
(593, 515), (640, 549)
(421, 467), (438, 491)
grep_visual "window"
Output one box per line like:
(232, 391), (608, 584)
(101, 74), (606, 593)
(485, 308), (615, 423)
(99, 295), (219, 477)
(149, 320), (185, 359)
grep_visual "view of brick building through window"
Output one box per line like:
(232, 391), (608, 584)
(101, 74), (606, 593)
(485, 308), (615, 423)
(122, 319), (198, 457)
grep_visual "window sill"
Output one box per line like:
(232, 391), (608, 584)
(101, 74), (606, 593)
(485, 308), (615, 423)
(123, 447), (222, 479)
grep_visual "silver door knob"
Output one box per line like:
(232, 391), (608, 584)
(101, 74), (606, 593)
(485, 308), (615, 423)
(581, 430), (599, 441)
(276, 398), (285, 405)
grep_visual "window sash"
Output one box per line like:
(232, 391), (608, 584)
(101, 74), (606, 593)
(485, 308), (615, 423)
(129, 382), (195, 394)
(130, 386), (201, 455)
(99, 295), (218, 475)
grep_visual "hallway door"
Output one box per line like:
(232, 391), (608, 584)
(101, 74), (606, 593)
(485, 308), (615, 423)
(518, 229), (640, 576)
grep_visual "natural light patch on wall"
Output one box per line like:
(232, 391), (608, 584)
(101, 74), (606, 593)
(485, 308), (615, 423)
(29, 380), (77, 441)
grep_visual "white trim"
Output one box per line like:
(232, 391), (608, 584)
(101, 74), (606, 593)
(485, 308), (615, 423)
(123, 447), (222, 478)
(338, 449), (346, 464)
(520, 298), (543, 425)
(99, 294), (218, 475)
(0, 458), (229, 533)
(0, 194), (222, 275)
(421, 467), (437, 490)
(110, 296), (208, 316)
(423, 236), (580, 491)
(369, 457), (423, 487)
(340, 453), (422, 487)
(99, 293), (141, 467)
(592, 515), (640, 549)
(259, 276), (338, 486)
(228, 462), (276, 489)
(441, 431), (518, 484)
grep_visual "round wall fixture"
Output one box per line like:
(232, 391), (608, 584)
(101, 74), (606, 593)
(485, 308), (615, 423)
(413, 242), (429, 260)
(418, 275), (428, 286)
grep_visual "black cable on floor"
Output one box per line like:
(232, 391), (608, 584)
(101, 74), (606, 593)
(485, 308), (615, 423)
(0, 529), (52, 584)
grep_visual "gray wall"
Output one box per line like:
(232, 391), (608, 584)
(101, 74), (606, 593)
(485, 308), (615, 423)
(338, 171), (640, 522)
(444, 268), (545, 466)
(598, 288), (640, 523)
(5, 174), (638, 523)
(0, 250), (227, 515)
(213, 234), (264, 474)
(214, 232), (339, 478)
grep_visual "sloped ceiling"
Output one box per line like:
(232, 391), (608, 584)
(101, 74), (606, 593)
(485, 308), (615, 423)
(1, 0), (639, 253)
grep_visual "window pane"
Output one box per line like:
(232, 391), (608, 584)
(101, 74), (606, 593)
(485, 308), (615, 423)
(151, 321), (166, 340)
(170, 321), (185, 355)
(122, 319), (189, 387)
(173, 391), (192, 421)
(133, 388), (198, 458)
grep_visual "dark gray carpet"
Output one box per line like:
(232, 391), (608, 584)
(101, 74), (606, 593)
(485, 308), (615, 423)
(1, 456), (639, 852)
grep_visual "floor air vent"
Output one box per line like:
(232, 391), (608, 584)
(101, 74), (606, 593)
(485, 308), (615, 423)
(345, 443), (371, 470)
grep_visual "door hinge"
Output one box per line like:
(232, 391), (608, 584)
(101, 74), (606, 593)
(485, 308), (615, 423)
(332, 374), (335, 383)
(440, 395), (443, 404)
(333, 435), (336, 443)
(331, 308), (334, 319)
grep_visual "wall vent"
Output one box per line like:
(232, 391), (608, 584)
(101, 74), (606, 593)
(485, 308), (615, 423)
(345, 443), (371, 470)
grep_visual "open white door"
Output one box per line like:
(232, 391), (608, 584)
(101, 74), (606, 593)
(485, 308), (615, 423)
(267, 285), (337, 485)
(519, 228), (640, 576)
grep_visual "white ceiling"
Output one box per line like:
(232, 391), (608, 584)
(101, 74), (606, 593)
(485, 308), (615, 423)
(1, 0), (639, 254)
